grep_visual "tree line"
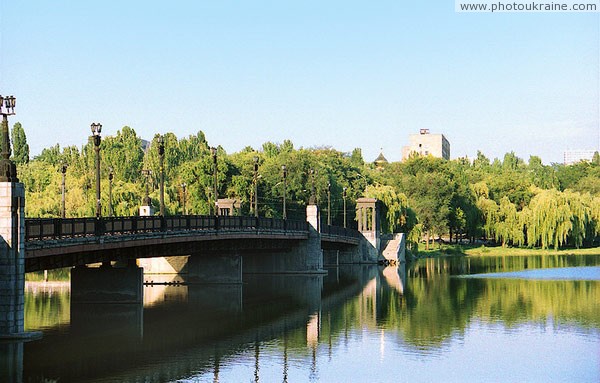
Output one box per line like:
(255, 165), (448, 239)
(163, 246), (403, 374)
(10, 123), (600, 251)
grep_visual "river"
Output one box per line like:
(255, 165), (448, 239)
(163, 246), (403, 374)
(15, 253), (600, 382)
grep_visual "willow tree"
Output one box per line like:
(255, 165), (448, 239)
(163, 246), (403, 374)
(494, 197), (524, 247)
(364, 184), (410, 233)
(526, 189), (573, 249)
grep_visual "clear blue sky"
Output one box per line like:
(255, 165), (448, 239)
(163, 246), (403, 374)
(1, 1), (598, 164)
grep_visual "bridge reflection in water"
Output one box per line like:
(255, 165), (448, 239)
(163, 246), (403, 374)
(15, 264), (404, 383)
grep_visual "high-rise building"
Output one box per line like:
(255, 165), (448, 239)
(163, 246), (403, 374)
(563, 149), (597, 165)
(401, 129), (450, 160)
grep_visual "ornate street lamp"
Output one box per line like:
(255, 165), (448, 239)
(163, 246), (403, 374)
(61, 163), (68, 218)
(253, 156), (259, 218)
(327, 182), (331, 225)
(282, 164), (287, 220)
(158, 135), (165, 216)
(90, 122), (102, 217)
(141, 169), (152, 207)
(108, 167), (114, 217)
(0, 94), (18, 182)
(211, 147), (218, 216)
(343, 187), (347, 228)
(309, 169), (316, 204)
(181, 183), (187, 215)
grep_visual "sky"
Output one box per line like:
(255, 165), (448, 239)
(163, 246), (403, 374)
(0, 1), (598, 164)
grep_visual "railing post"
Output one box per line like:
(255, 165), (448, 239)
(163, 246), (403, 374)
(214, 215), (219, 231)
(161, 216), (166, 232)
(53, 218), (60, 240)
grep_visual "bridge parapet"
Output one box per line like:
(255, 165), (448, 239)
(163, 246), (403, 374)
(25, 215), (308, 242)
(320, 224), (361, 245)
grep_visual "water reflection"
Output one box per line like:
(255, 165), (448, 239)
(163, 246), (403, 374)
(18, 254), (600, 382)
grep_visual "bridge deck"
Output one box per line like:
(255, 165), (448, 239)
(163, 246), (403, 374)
(24, 215), (361, 272)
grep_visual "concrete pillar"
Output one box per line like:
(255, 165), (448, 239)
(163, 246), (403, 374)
(186, 253), (242, 284)
(243, 204), (325, 274)
(303, 204), (324, 272)
(0, 182), (25, 338)
(355, 198), (381, 263)
(139, 205), (154, 216)
(71, 264), (144, 304)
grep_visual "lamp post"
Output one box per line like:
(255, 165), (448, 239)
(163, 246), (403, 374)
(61, 164), (68, 218)
(158, 135), (165, 216)
(181, 183), (187, 215)
(211, 147), (218, 216)
(343, 187), (347, 228)
(282, 164), (287, 220)
(253, 156), (259, 218)
(108, 167), (114, 217)
(90, 123), (102, 217)
(141, 169), (152, 207)
(327, 182), (331, 225)
(0, 94), (18, 182)
(309, 169), (316, 204)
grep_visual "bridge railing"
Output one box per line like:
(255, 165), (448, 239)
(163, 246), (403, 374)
(321, 224), (361, 239)
(25, 215), (309, 242)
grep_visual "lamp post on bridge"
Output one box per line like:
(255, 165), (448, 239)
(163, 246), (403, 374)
(90, 123), (102, 218)
(211, 147), (218, 216)
(343, 187), (347, 229)
(0, 94), (18, 182)
(158, 135), (165, 216)
(181, 183), (187, 215)
(61, 163), (68, 218)
(282, 164), (287, 220)
(309, 168), (316, 205)
(327, 182), (331, 225)
(108, 167), (114, 217)
(141, 169), (152, 208)
(253, 156), (259, 218)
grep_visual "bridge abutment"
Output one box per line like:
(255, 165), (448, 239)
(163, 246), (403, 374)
(0, 182), (36, 340)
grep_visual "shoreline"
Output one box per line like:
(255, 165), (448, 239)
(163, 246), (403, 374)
(415, 245), (600, 258)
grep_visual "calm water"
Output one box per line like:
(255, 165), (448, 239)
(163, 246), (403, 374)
(17, 254), (600, 382)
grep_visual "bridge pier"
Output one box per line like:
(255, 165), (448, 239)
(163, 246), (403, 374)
(71, 262), (143, 304)
(187, 253), (242, 284)
(0, 181), (39, 341)
(243, 204), (324, 274)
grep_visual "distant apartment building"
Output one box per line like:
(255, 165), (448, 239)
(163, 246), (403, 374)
(563, 149), (597, 165)
(401, 129), (450, 160)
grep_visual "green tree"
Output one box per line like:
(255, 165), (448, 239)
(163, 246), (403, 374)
(11, 122), (29, 164)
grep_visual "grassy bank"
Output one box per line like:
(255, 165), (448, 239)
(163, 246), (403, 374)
(415, 244), (600, 258)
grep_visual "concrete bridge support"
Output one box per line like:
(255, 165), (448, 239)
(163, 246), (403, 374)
(0, 182), (27, 339)
(71, 263), (144, 304)
(243, 204), (324, 274)
(356, 198), (381, 262)
(186, 253), (242, 284)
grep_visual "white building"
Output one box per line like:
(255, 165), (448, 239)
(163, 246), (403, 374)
(563, 149), (596, 165)
(401, 129), (450, 161)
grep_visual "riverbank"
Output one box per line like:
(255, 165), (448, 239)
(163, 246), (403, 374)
(415, 244), (600, 258)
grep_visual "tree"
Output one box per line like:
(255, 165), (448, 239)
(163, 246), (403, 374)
(11, 122), (29, 164)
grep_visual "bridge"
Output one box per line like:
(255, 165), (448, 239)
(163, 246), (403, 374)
(1, 178), (404, 340)
(23, 215), (360, 272)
